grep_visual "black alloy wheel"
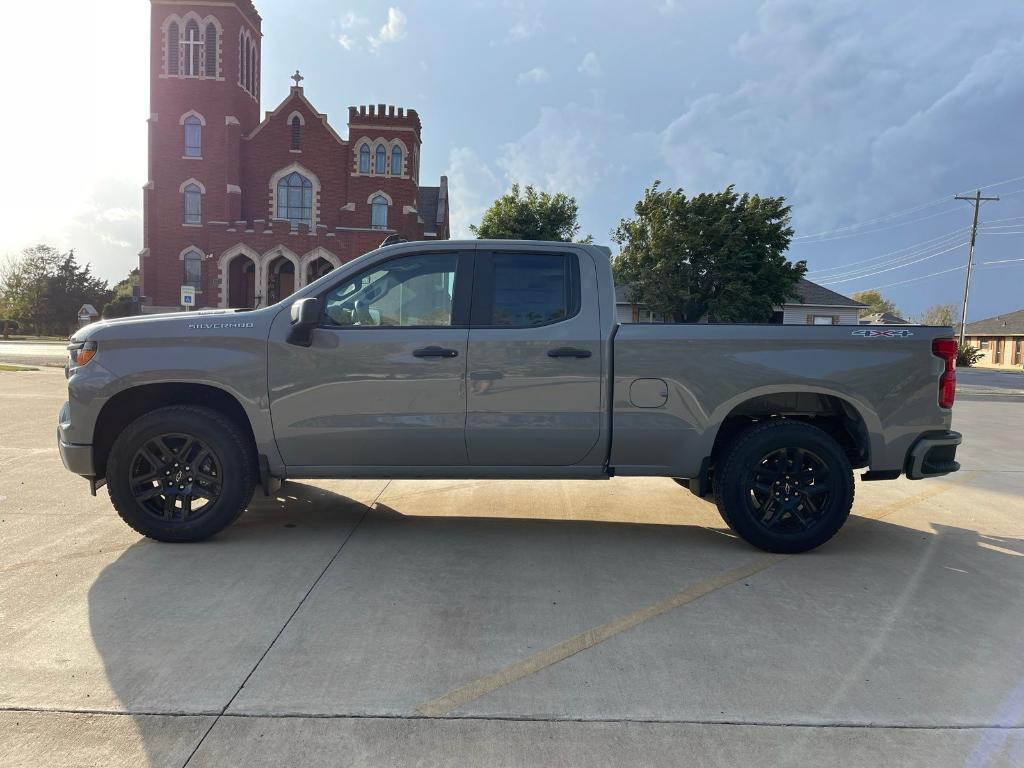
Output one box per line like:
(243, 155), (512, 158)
(747, 446), (832, 534)
(129, 433), (223, 523)
(713, 420), (855, 553)
(107, 405), (256, 542)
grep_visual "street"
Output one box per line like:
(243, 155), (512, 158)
(1, 367), (1023, 767)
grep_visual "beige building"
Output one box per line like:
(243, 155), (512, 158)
(962, 310), (1024, 368)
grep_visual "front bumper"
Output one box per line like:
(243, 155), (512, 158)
(57, 401), (94, 477)
(905, 430), (962, 480)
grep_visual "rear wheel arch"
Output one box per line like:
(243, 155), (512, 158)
(93, 383), (258, 479)
(708, 390), (874, 471)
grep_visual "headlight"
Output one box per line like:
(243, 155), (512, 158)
(67, 340), (97, 368)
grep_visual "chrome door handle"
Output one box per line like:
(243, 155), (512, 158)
(547, 347), (592, 358)
(413, 346), (459, 358)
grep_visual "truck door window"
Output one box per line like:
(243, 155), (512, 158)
(321, 253), (458, 327)
(473, 253), (580, 327)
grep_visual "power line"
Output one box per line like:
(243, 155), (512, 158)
(819, 242), (967, 285)
(864, 264), (966, 291)
(954, 189), (999, 346)
(808, 228), (966, 275)
(981, 257), (1024, 265)
(792, 171), (1024, 243)
(793, 206), (959, 244)
(808, 230), (966, 280)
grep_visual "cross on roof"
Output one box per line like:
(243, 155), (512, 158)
(291, 70), (304, 88)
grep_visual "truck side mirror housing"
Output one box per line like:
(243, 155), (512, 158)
(287, 297), (322, 347)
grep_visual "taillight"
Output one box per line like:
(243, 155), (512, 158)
(932, 338), (957, 408)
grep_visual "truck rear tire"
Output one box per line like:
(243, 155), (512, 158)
(713, 420), (854, 553)
(106, 405), (257, 542)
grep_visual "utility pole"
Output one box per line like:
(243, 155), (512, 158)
(954, 189), (999, 345)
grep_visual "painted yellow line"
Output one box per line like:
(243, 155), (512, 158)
(415, 472), (982, 717)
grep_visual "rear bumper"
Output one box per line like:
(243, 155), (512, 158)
(905, 430), (961, 480)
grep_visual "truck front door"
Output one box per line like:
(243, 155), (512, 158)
(268, 251), (472, 469)
(465, 250), (603, 467)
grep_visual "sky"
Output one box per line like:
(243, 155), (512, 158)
(3, 0), (1023, 322)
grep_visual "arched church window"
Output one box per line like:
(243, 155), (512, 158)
(183, 250), (202, 287)
(183, 184), (202, 224)
(391, 145), (402, 176)
(204, 23), (218, 77)
(290, 116), (301, 150)
(359, 144), (371, 173)
(183, 20), (201, 77)
(375, 144), (386, 174)
(371, 195), (389, 229)
(184, 116), (202, 157)
(277, 172), (313, 229)
(167, 22), (180, 75)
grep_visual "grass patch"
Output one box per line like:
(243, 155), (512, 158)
(0, 363), (39, 372)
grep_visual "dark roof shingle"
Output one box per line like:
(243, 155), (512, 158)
(962, 309), (1024, 335)
(790, 279), (865, 308)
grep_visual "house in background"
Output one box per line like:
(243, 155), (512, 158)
(962, 310), (1024, 368)
(615, 278), (864, 324)
(860, 311), (911, 325)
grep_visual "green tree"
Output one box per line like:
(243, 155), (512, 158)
(112, 268), (140, 299)
(470, 184), (588, 242)
(917, 303), (957, 326)
(851, 289), (901, 319)
(612, 183), (804, 323)
(0, 246), (112, 336)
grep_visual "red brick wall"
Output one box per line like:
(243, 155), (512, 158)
(142, 2), (449, 310)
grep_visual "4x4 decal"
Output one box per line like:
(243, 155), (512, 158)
(851, 329), (914, 337)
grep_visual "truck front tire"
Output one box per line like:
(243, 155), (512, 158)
(713, 420), (854, 553)
(106, 405), (257, 542)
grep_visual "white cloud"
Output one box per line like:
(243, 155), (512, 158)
(578, 51), (602, 78)
(339, 11), (368, 29)
(367, 7), (407, 53)
(657, 0), (1024, 234)
(498, 104), (615, 198)
(337, 34), (355, 50)
(516, 67), (549, 85)
(444, 147), (503, 238)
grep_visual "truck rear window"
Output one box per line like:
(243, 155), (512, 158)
(474, 253), (580, 328)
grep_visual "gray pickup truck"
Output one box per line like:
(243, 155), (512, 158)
(58, 240), (962, 552)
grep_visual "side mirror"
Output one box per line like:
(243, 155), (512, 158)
(287, 297), (322, 347)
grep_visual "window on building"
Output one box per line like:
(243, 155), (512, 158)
(183, 183), (202, 225)
(167, 22), (180, 75)
(980, 338), (990, 349)
(391, 145), (402, 176)
(809, 315), (837, 325)
(371, 195), (389, 229)
(183, 250), (202, 287)
(276, 171), (312, 229)
(204, 23), (217, 77)
(475, 253), (580, 328)
(184, 116), (202, 157)
(239, 30), (247, 88)
(375, 144), (386, 174)
(290, 116), (301, 150)
(183, 20), (201, 76)
(321, 253), (458, 328)
(359, 144), (371, 173)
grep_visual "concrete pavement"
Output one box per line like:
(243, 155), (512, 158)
(2, 367), (1023, 766)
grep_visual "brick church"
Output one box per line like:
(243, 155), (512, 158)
(141, 0), (450, 311)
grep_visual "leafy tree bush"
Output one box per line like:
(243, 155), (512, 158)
(613, 183), (805, 323)
(917, 303), (957, 326)
(101, 295), (135, 319)
(956, 342), (983, 368)
(471, 184), (588, 242)
(851, 289), (901, 319)
(0, 246), (112, 336)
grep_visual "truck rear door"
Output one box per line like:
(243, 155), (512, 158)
(465, 250), (603, 466)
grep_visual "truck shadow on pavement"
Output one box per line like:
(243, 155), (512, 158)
(86, 480), (1024, 766)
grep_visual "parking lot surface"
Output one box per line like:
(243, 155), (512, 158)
(1, 366), (1023, 767)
